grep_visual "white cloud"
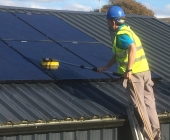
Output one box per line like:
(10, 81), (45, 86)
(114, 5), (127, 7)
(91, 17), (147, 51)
(0, 0), (17, 6)
(30, 4), (46, 9)
(64, 4), (93, 11)
(0, 0), (47, 9)
(141, 2), (170, 18)
(0, 0), (93, 11)
(31, 0), (58, 1)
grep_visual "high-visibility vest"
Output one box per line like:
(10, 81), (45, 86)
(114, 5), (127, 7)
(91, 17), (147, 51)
(112, 25), (149, 74)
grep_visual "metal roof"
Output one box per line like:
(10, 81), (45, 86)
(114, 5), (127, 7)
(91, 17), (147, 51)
(0, 6), (170, 134)
(0, 80), (170, 123)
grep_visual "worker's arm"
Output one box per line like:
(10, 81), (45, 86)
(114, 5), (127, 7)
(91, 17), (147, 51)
(97, 55), (116, 72)
(124, 43), (136, 79)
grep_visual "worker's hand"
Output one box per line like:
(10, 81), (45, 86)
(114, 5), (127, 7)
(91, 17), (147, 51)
(124, 72), (132, 80)
(97, 67), (109, 73)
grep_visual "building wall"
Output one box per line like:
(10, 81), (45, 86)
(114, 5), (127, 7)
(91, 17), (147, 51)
(0, 124), (169, 140)
(0, 128), (118, 140)
(161, 123), (170, 140)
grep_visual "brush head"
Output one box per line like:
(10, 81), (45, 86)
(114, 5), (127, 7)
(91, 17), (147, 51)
(41, 58), (59, 70)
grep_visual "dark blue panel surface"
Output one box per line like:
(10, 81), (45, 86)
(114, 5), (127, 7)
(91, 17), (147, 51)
(7, 41), (111, 80)
(61, 42), (118, 74)
(0, 41), (52, 80)
(15, 13), (97, 42)
(0, 12), (47, 40)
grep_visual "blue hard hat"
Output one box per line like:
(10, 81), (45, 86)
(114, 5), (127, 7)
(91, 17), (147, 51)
(107, 6), (125, 19)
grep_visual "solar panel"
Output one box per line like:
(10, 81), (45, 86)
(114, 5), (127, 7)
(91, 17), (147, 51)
(6, 41), (112, 80)
(0, 12), (47, 40)
(0, 41), (52, 81)
(15, 13), (97, 42)
(60, 42), (118, 73)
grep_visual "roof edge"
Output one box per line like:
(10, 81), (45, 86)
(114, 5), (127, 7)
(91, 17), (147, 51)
(0, 118), (125, 136)
(0, 114), (169, 136)
(0, 5), (103, 15)
(0, 5), (157, 18)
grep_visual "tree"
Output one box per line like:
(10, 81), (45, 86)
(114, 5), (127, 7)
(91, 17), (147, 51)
(99, 0), (154, 16)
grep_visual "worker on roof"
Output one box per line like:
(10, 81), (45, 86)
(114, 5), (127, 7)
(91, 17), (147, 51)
(98, 6), (160, 140)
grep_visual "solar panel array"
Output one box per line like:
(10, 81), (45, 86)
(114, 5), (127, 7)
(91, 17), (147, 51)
(0, 12), (117, 82)
(0, 11), (161, 82)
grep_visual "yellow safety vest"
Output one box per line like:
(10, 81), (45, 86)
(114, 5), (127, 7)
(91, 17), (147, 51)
(112, 25), (149, 74)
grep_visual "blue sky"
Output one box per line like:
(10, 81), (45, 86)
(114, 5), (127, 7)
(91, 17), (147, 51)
(0, 0), (170, 18)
